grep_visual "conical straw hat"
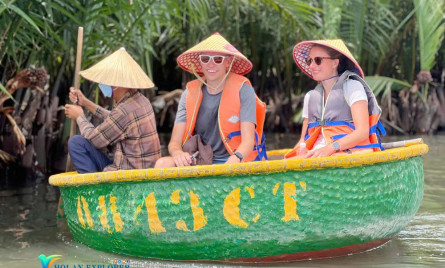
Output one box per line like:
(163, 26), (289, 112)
(80, 47), (154, 89)
(293, 39), (364, 78)
(177, 32), (252, 75)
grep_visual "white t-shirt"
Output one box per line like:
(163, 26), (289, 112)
(302, 79), (368, 118)
(302, 79), (368, 150)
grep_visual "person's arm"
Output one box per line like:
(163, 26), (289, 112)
(225, 121), (255, 164)
(70, 87), (110, 119)
(168, 89), (193, 166)
(336, 100), (369, 149)
(225, 84), (256, 164)
(298, 118), (309, 145)
(168, 122), (193, 166)
(306, 100), (369, 157)
(77, 107), (127, 149)
(65, 87), (114, 143)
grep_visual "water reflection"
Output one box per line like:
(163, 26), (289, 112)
(0, 135), (444, 267)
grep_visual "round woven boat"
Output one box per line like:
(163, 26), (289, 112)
(50, 143), (428, 262)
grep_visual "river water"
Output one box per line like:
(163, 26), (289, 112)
(0, 135), (444, 268)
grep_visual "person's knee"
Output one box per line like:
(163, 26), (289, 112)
(68, 135), (88, 154)
(154, 157), (175, 168)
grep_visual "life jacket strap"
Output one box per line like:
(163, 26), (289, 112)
(227, 130), (241, 140)
(307, 119), (387, 151)
(332, 133), (385, 151)
(332, 134), (347, 140)
(308, 120), (356, 130)
(227, 131), (268, 161)
(351, 143), (384, 150)
(253, 133), (268, 161)
(370, 120), (387, 136)
(309, 120), (387, 137)
(331, 134), (384, 149)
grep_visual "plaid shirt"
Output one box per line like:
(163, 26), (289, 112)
(77, 89), (161, 171)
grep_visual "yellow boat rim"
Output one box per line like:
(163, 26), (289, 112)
(49, 144), (428, 187)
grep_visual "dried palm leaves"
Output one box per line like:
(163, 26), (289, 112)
(0, 68), (49, 168)
(0, 149), (15, 168)
(0, 68), (48, 106)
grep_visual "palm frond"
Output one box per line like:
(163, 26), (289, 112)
(0, 83), (16, 103)
(261, 0), (322, 37)
(339, 0), (398, 73)
(365, 75), (411, 98)
(322, 0), (345, 38)
(413, 0), (445, 70)
(2, 2), (42, 34)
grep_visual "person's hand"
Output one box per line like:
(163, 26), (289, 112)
(289, 153), (307, 159)
(171, 151), (194, 167)
(225, 154), (241, 164)
(65, 104), (84, 120)
(69, 87), (87, 106)
(305, 144), (335, 158)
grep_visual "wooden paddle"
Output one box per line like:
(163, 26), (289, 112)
(65, 26), (84, 171)
(381, 138), (423, 149)
(57, 26), (83, 218)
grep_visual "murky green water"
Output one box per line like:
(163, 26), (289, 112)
(1, 135), (444, 268)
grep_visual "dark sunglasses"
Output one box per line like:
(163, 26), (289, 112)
(199, 55), (229, 65)
(305, 57), (335, 66)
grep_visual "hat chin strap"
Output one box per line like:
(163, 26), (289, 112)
(190, 56), (236, 91)
(321, 73), (340, 82)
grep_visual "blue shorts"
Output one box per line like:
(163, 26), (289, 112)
(212, 157), (229, 164)
(68, 135), (112, 173)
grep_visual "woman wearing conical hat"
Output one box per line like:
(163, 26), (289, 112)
(65, 47), (161, 173)
(155, 33), (267, 168)
(285, 39), (385, 159)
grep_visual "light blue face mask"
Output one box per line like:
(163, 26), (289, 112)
(98, 84), (113, 98)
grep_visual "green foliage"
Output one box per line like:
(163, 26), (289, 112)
(0, 82), (16, 103)
(0, 0), (42, 34)
(338, 0), (399, 74)
(413, 0), (445, 71)
(365, 76), (411, 99)
(0, 0), (443, 100)
(322, 0), (344, 38)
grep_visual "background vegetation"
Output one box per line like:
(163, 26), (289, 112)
(0, 0), (444, 173)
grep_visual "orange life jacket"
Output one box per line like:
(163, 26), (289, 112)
(285, 71), (386, 158)
(182, 73), (267, 162)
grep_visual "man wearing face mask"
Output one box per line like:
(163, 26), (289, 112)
(64, 47), (161, 173)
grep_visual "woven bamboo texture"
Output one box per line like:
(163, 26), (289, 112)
(50, 144), (427, 261)
(50, 144), (428, 186)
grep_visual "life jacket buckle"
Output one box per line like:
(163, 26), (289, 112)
(317, 119), (326, 127)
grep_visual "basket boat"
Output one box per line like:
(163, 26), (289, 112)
(49, 143), (428, 262)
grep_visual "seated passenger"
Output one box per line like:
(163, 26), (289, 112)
(286, 39), (385, 158)
(65, 47), (161, 173)
(155, 33), (266, 167)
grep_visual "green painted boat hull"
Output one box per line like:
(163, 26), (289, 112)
(57, 156), (424, 261)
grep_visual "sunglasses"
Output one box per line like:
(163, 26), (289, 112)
(305, 57), (335, 66)
(199, 55), (229, 65)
